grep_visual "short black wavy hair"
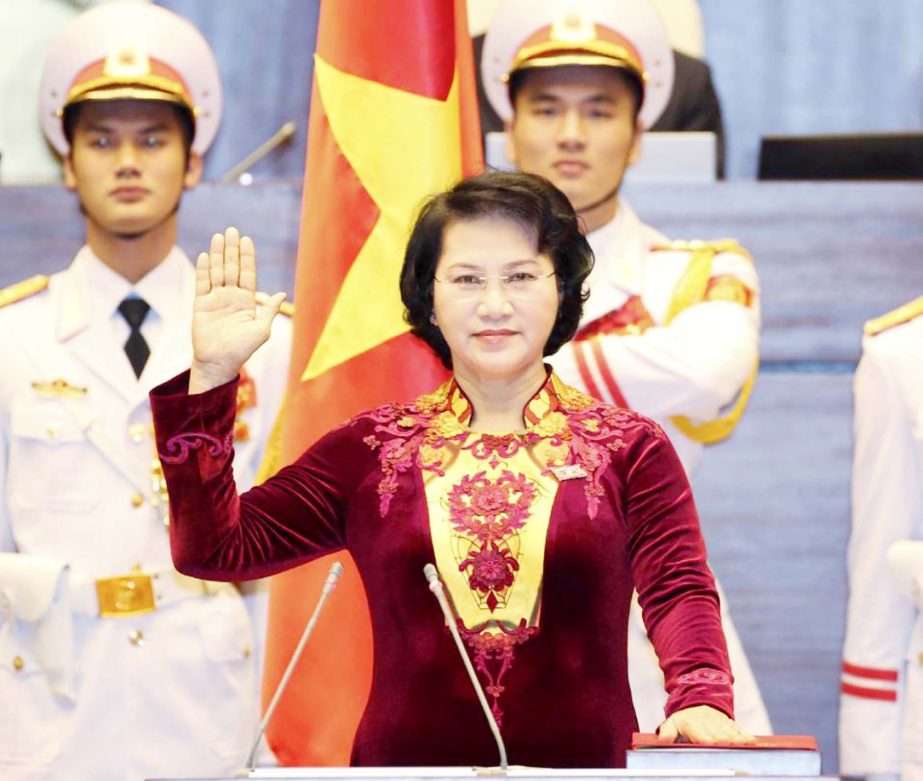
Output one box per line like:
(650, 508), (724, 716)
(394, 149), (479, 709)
(401, 170), (594, 369)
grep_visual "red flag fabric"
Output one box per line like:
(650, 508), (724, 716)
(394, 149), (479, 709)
(263, 1), (484, 765)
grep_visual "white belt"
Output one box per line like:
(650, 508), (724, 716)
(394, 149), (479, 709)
(69, 568), (219, 618)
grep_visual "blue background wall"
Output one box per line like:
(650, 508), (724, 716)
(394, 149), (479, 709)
(160, 0), (923, 182)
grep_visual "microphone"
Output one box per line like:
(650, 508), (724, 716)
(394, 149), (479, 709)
(242, 560), (344, 772)
(221, 121), (298, 183)
(423, 563), (509, 770)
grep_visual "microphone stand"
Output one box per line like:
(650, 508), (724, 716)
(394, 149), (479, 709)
(243, 560), (345, 772)
(424, 563), (509, 770)
(221, 121), (297, 183)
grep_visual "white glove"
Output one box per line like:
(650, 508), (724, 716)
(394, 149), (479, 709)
(886, 541), (923, 609)
(0, 553), (76, 701)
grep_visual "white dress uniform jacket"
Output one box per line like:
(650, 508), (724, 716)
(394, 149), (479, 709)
(840, 302), (923, 781)
(551, 200), (761, 474)
(0, 247), (291, 781)
(549, 200), (770, 734)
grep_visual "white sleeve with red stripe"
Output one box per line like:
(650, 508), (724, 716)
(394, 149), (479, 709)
(839, 333), (923, 776)
(551, 296), (759, 420)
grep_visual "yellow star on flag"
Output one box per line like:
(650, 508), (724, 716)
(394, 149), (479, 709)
(302, 55), (464, 382)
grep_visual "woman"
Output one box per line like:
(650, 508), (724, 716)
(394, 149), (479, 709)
(151, 171), (752, 767)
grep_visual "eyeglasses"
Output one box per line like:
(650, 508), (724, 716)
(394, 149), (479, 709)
(434, 269), (556, 296)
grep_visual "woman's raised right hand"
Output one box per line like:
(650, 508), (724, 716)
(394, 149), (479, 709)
(189, 227), (286, 394)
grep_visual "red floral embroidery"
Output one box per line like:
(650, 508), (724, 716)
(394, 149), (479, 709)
(376, 436), (423, 516)
(448, 471), (535, 611)
(552, 404), (662, 518)
(465, 434), (523, 468)
(458, 620), (538, 728)
(356, 376), (663, 521)
(356, 395), (466, 515)
(677, 668), (732, 686)
(465, 547), (518, 593)
(161, 432), (232, 464)
(448, 472), (534, 536)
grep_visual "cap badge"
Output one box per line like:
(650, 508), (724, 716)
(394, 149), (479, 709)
(104, 46), (151, 79)
(551, 13), (596, 44)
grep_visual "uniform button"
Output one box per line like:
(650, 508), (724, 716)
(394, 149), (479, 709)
(242, 645), (252, 660)
(46, 424), (60, 440)
(12, 655), (24, 671)
(131, 493), (145, 508)
(128, 424), (148, 443)
(128, 630), (145, 647)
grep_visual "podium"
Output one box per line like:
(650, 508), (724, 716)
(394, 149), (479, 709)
(150, 759), (827, 781)
(146, 732), (836, 781)
(149, 772), (828, 781)
(150, 737), (824, 780)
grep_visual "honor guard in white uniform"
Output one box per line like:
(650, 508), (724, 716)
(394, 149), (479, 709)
(0, 5), (291, 780)
(840, 298), (923, 781)
(481, 0), (769, 734)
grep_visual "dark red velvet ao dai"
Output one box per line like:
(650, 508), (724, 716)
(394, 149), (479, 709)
(150, 371), (733, 768)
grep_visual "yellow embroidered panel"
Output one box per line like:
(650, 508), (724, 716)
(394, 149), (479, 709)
(422, 379), (569, 633)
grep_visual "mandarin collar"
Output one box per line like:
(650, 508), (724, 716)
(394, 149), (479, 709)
(442, 368), (564, 434)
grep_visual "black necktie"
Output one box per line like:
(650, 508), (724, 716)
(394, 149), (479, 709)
(118, 298), (151, 378)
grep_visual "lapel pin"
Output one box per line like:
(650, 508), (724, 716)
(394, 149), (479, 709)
(549, 464), (588, 481)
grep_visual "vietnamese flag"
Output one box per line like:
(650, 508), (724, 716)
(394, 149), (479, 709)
(263, 0), (484, 765)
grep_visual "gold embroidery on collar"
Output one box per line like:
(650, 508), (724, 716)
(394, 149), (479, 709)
(551, 375), (595, 412)
(413, 382), (452, 415)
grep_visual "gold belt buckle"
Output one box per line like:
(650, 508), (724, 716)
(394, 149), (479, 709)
(96, 574), (156, 617)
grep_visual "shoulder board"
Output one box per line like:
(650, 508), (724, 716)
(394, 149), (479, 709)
(864, 296), (923, 337)
(0, 275), (49, 309)
(651, 239), (750, 259)
(255, 291), (294, 318)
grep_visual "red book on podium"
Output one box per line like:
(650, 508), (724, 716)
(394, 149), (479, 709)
(628, 734), (821, 775)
